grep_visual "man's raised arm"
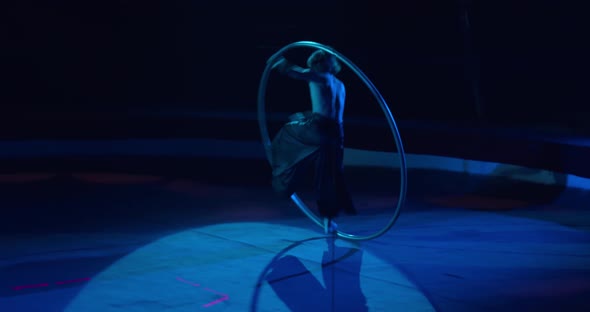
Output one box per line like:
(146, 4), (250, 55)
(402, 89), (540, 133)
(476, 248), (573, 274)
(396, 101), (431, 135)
(271, 57), (326, 83)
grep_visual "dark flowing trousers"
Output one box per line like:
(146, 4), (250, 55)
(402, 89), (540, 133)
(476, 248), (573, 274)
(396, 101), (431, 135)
(270, 111), (356, 218)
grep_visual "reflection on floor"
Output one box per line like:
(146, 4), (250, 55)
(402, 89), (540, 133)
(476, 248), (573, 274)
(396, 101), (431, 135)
(1, 167), (589, 312)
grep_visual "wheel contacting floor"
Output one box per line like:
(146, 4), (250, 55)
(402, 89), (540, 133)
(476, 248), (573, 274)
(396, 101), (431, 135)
(1, 172), (589, 312)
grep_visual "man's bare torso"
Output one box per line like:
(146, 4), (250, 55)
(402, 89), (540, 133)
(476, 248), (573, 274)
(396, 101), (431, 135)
(309, 73), (345, 123)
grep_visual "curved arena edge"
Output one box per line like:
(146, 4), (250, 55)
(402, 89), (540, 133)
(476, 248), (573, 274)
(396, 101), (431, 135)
(1, 109), (589, 195)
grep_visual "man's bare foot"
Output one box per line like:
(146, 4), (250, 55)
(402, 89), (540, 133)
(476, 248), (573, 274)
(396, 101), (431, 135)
(323, 218), (338, 234)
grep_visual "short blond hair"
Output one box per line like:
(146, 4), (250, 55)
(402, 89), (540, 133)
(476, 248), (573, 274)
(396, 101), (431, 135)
(306, 50), (341, 74)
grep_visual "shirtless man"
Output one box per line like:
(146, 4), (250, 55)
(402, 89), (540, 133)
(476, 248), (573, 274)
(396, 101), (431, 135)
(269, 50), (356, 234)
(271, 51), (345, 123)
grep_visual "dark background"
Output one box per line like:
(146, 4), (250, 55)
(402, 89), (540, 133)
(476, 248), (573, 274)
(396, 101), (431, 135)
(3, 0), (588, 135)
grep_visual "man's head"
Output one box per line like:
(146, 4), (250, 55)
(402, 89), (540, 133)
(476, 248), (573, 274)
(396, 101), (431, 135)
(306, 50), (341, 74)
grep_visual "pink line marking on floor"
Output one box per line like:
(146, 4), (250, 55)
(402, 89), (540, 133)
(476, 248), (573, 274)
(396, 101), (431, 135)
(176, 276), (200, 287)
(12, 277), (91, 291)
(176, 276), (230, 308)
(55, 277), (91, 285)
(202, 288), (230, 308)
(13, 283), (50, 291)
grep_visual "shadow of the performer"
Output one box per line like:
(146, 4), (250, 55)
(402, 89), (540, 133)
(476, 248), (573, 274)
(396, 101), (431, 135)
(250, 236), (368, 312)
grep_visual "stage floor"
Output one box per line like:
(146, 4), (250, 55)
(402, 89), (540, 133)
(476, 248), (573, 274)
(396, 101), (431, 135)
(1, 162), (589, 311)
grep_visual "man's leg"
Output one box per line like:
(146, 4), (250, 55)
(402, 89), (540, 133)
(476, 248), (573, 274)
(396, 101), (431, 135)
(271, 118), (320, 197)
(335, 147), (357, 216)
(315, 146), (341, 234)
